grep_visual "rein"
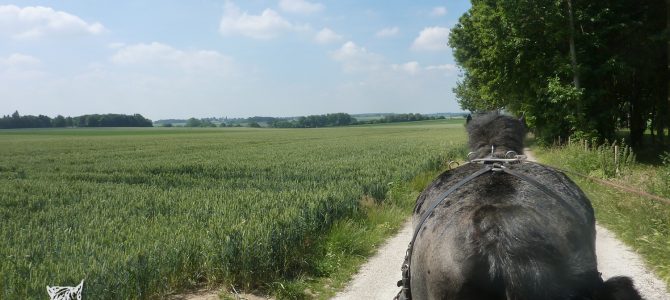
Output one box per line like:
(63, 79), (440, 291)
(396, 154), (580, 300)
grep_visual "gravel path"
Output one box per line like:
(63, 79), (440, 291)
(332, 150), (669, 300)
(331, 221), (413, 300)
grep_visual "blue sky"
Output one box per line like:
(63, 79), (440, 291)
(0, 1), (471, 119)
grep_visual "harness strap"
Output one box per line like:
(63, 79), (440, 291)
(400, 164), (494, 300)
(409, 164), (493, 252)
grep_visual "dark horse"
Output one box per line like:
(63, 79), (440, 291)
(403, 113), (642, 300)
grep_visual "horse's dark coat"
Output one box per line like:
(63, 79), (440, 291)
(408, 112), (642, 300)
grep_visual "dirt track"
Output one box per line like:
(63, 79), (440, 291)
(332, 150), (669, 300)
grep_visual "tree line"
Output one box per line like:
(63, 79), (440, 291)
(0, 111), (152, 129)
(270, 113), (355, 128)
(378, 113), (446, 124)
(268, 113), (447, 128)
(449, 0), (668, 146)
(1, 111), (447, 129)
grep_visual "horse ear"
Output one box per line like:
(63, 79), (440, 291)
(75, 280), (84, 292)
(466, 114), (472, 124)
(46, 286), (55, 297)
(518, 112), (526, 126)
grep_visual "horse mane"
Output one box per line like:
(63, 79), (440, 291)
(466, 112), (525, 158)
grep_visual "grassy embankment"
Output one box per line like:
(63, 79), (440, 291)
(533, 142), (670, 289)
(0, 119), (467, 299)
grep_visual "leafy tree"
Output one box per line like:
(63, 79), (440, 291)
(52, 115), (66, 127)
(0, 111), (53, 129)
(450, 0), (669, 146)
(185, 118), (202, 127)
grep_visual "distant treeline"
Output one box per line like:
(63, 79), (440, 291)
(269, 113), (448, 127)
(0, 111), (152, 129)
(374, 113), (446, 124)
(270, 113), (354, 128)
(158, 113), (450, 128)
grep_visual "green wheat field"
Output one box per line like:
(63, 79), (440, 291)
(0, 120), (467, 299)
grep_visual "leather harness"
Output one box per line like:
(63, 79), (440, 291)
(395, 157), (582, 300)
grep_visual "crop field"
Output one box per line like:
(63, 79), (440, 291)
(0, 120), (467, 299)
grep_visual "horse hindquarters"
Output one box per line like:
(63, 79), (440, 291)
(412, 202), (601, 300)
(471, 203), (605, 299)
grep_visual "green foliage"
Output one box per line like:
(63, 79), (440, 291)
(270, 113), (354, 128)
(0, 121), (466, 299)
(0, 111), (52, 129)
(381, 113), (434, 123)
(184, 118), (217, 127)
(185, 118), (202, 127)
(450, 0), (669, 146)
(52, 115), (66, 128)
(76, 114), (152, 127)
(0, 112), (152, 129)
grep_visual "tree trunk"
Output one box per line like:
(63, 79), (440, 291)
(630, 100), (645, 148)
(663, 0), (670, 144)
(651, 105), (657, 143)
(567, 0), (580, 89)
(658, 97), (666, 144)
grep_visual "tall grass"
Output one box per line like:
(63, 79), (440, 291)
(0, 122), (467, 299)
(541, 139), (636, 179)
(649, 152), (670, 198)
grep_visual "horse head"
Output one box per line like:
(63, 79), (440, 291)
(466, 112), (526, 159)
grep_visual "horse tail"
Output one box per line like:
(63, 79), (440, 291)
(594, 277), (643, 300)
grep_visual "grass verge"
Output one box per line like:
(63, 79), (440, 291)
(533, 146), (670, 290)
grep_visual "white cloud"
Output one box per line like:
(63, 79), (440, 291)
(0, 53), (41, 68)
(279, 0), (324, 14)
(392, 61), (420, 75)
(0, 53), (44, 80)
(331, 41), (383, 72)
(219, 1), (304, 39)
(391, 62), (458, 76)
(411, 27), (450, 51)
(375, 27), (399, 38)
(0, 5), (105, 39)
(314, 27), (342, 44)
(111, 42), (233, 72)
(425, 63), (457, 72)
(108, 42), (126, 49)
(430, 6), (447, 17)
